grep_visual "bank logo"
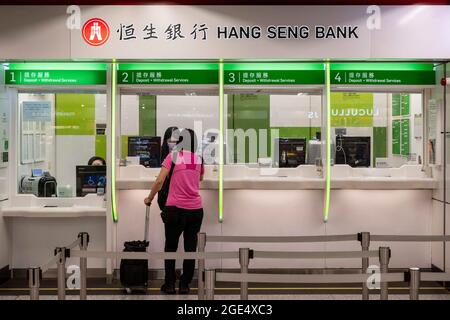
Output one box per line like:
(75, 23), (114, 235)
(82, 18), (110, 46)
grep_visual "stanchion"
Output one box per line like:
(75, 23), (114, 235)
(360, 232), (370, 300)
(28, 267), (41, 300)
(379, 247), (391, 300)
(409, 267), (420, 300)
(55, 247), (67, 300)
(78, 232), (89, 300)
(205, 269), (216, 300)
(239, 248), (251, 300)
(197, 232), (206, 300)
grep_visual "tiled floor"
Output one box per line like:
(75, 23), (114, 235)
(1, 294), (450, 300)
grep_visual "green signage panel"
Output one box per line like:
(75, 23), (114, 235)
(392, 120), (401, 155)
(117, 70), (218, 85)
(330, 63), (436, 85)
(5, 63), (107, 85)
(401, 119), (410, 156)
(392, 94), (401, 116)
(6, 70), (106, 85)
(400, 93), (410, 116)
(224, 63), (325, 85)
(117, 63), (219, 85)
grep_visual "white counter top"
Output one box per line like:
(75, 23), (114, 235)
(116, 177), (437, 190)
(2, 206), (107, 218)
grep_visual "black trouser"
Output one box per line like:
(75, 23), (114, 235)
(161, 206), (204, 287)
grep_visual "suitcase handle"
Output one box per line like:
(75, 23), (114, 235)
(144, 205), (150, 242)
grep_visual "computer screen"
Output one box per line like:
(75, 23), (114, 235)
(76, 165), (107, 197)
(128, 136), (161, 168)
(335, 136), (371, 167)
(275, 138), (306, 168)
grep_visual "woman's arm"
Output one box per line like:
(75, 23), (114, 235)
(144, 167), (170, 205)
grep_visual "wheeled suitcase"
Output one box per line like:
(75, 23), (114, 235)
(120, 205), (150, 293)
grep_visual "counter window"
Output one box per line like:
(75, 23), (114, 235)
(330, 92), (423, 169)
(17, 92), (107, 198)
(225, 92), (322, 168)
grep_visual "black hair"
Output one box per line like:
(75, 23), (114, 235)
(177, 128), (198, 153)
(161, 126), (179, 161)
(88, 156), (106, 166)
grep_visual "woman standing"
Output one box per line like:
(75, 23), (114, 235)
(144, 128), (204, 294)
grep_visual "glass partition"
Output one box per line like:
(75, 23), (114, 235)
(120, 91), (220, 166)
(330, 91), (424, 169)
(225, 91), (322, 168)
(223, 62), (325, 177)
(17, 91), (107, 198)
(327, 63), (437, 182)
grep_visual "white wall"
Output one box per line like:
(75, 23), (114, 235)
(156, 95), (220, 140)
(116, 189), (433, 270)
(9, 217), (106, 269)
(270, 94), (322, 128)
(120, 95), (139, 136)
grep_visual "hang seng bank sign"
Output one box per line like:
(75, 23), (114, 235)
(69, 6), (378, 59)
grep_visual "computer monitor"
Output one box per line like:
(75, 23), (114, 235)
(76, 165), (107, 197)
(335, 136), (371, 167)
(128, 136), (161, 168)
(275, 138), (306, 168)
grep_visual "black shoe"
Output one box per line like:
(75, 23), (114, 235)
(178, 285), (190, 294)
(161, 283), (176, 294)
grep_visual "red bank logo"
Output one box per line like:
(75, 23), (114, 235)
(82, 18), (110, 46)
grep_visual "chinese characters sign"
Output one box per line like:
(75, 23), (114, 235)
(115, 23), (208, 41)
(117, 63), (218, 85)
(330, 63), (435, 85)
(5, 63), (107, 85)
(224, 63), (325, 85)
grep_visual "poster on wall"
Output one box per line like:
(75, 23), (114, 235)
(22, 101), (51, 122)
(330, 92), (374, 127)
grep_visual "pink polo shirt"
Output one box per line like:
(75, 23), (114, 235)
(162, 151), (204, 210)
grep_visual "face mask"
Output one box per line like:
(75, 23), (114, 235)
(168, 142), (177, 151)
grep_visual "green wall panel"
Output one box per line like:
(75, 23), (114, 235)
(121, 135), (129, 159)
(55, 94), (95, 135)
(373, 127), (387, 165)
(227, 94), (270, 162)
(139, 95), (156, 136)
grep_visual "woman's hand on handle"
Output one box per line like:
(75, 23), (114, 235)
(144, 197), (152, 206)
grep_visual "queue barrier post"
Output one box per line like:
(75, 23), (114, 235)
(409, 268), (421, 300)
(359, 232), (370, 300)
(78, 232), (90, 300)
(197, 232), (206, 300)
(379, 247), (391, 300)
(55, 247), (67, 300)
(205, 269), (216, 301)
(239, 248), (251, 300)
(28, 267), (41, 300)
